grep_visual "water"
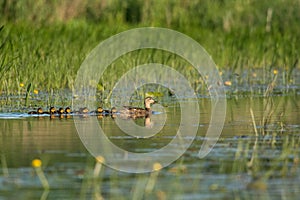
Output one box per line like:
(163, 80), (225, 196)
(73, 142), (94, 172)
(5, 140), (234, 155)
(0, 96), (300, 199)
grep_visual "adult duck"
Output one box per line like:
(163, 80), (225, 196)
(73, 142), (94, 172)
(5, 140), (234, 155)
(120, 97), (156, 117)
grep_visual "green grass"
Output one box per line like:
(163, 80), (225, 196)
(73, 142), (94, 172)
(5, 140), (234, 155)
(0, 0), (299, 105)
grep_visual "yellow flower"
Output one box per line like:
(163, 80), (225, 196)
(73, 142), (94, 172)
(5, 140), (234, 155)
(96, 156), (105, 163)
(273, 69), (278, 75)
(32, 159), (42, 168)
(153, 162), (162, 171)
(33, 89), (39, 94)
(224, 81), (232, 86)
(19, 83), (25, 87)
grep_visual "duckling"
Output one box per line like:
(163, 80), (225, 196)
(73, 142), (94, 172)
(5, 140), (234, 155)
(28, 107), (44, 115)
(50, 107), (56, 114)
(65, 107), (72, 114)
(101, 109), (109, 116)
(111, 107), (117, 113)
(91, 107), (103, 114)
(57, 107), (65, 115)
(101, 107), (117, 116)
(43, 107), (56, 115)
(110, 107), (117, 119)
(64, 107), (72, 119)
(97, 107), (103, 113)
(121, 97), (156, 116)
(79, 107), (89, 114)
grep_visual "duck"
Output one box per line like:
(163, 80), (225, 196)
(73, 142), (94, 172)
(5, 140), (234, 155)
(57, 107), (65, 115)
(79, 107), (89, 114)
(94, 107), (116, 118)
(73, 107), (89, 115)
(91, 107), (103, 114)
(63, 107), (72, 118)
(43, 107), (56, 115)
(106, 107), (117, 114)
(65, 107), (72, 114)
(110, 107), (118, 119)
(28, 107), (44, 115)
(94, 107), (117, 116)
(49, 107), (57, 114)
(111, 107), (117, 113)
(120, 97), (156, 117)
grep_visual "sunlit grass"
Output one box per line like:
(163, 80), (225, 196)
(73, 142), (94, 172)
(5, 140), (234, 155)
(0, 1), (299, 93)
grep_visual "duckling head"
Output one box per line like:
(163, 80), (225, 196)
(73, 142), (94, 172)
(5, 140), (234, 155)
(58, 107), (64, 114)
(37, 107), (43, 114)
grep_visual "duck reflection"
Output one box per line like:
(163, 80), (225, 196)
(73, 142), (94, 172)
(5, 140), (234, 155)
(144, 114), (153, 128)
(117, 112), (154, 128)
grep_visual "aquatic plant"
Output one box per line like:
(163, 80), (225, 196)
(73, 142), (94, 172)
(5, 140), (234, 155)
(32, 158), (50, 190)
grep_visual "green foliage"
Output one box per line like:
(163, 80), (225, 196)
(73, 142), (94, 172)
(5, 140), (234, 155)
(0, 0), (299, 96)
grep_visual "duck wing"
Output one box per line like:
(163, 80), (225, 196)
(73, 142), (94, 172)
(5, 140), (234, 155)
(122, 106), (145, 114)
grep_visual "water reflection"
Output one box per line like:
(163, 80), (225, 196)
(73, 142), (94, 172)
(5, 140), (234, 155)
(117, 113), (154, 128)
(0, 96), (300, 199)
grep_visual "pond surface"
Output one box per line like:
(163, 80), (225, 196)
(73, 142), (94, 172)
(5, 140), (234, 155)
(0, 96), (300, 199)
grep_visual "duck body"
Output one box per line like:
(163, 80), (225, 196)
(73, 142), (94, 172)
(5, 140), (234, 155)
(41, 107), (57, 115)
(57, 108), (65, 115)
(120, 97), (156, 118)
(28, 108), (44, 115)
(90, 107), (103, 115)
(121, 106), (150, 115)
(78, 107), (89, 114)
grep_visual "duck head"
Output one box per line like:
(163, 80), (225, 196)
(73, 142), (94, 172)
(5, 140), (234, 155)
(97, 107), (103, 113)
(58, 108), (64, 114)
(79, 107), (89, 114)
(111, 107), (117, 113)
(37, 107), (43, 114)
(50, 107), (56, 114)
(65, 107), (71, 114)
(144, 97), (157, 110)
